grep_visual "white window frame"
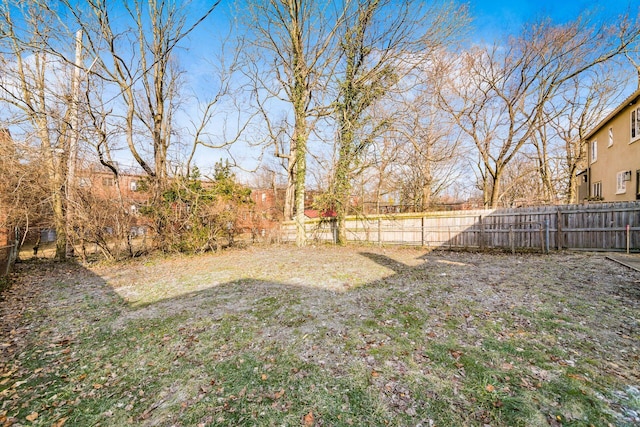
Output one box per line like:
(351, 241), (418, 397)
(608, 127), (613, 147)
(261, 193), (267, 203)
(616, 171), (627, 194)
(130, 180), (138, 191)
(593, 181), (602, 199)
(590, 140), (597, 163)
(632, 106), (640, 143)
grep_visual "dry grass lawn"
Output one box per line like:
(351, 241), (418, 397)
(1, 245), (639, 426)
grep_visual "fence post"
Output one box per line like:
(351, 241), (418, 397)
(556, 210), (563, 250)
(627, 224), (631, 254)
(509, 225), (514, 254)
(479, 215), (485, 250)
(421, 216), (425, 247)
(2, 244), (15, 277)
(545, 219), (550, 254)
(333, 219), (337, 244)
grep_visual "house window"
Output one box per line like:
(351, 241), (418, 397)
(632, 107), (640, 142)
(130, 204), (138, 215)
(130, 180), (138, 191)
(608, 127), (613, 147)
(261, 193), (267, 203)
(592, 181), (602, 199)
(102, 177), (114, 187)
(616, 171), (631, 194)
(589, 140), (597, 163)
(78, 177), (91, 188)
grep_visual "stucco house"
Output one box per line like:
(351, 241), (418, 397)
(580, 87), (640, 202)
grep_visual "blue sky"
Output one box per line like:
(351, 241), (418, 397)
(74, 0), (639, 175)
(470, 0), (635, 40)
(176, 0), (640, 175)
(180, 0), (639, 93)
(182, 0), (637, 55)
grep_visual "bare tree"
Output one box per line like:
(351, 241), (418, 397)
(0, 129), (50, 250)
(183, 37), (249, 179)
(57, 0), (221, 250)
(239, 0), (346, 246)
(367, 132), (401, 214)
(62, 0), (220, 199)
(0, 0), (79, 259)
(536, 70), (628, 203)
(496, 154), (544, 207)
(328, 0), (468, 244)
(391, 61), (464, 211)
(439, 15), (640, 208)
(77, 83), (139, 258)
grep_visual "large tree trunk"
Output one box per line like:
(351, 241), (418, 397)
(334, 153), (351, 245)
(294, 133), (307, 247)
(489, 169), (503, 208)
(421, 158), (433, 211)
(38, 118), (68, 260)
(52, 181), (67, 260)
(566, 172), (578, 204)
(422, 184), (431, 212)
(283, 157), (296, 220)
(291, 0), (309, 248)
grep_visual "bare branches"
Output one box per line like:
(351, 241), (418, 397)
(438, 12), (640, 208)
(238, 0), (349, 245)
(326, 0), (468, 242)
(0, 0), (81, 259)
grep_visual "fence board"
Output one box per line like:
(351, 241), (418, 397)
(283, 201), (640, 252)
(0, 244), (17, 276)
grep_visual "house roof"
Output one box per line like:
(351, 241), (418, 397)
(583, 87), (640, 141)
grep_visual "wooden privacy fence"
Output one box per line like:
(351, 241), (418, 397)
(1, 227), (19, 277)
(281, 201), (640, 252)
(0, 244), (17, 276)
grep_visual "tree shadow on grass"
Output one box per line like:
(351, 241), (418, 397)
(0, 250), (432, 425)
(1, 249), (427, 341)
(358, 251), (415, 274)
(2, 249), (639, 426)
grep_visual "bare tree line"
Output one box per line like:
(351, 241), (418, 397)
(1, 0), (639, 255)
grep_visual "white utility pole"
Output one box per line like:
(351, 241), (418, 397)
(66, 29), (82, 256)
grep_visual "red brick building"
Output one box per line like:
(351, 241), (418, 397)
(248, 188), (286, 221)
(77, 169), (290, 241)
(235, 188), (285, 240)
(73, 167), (153, 237)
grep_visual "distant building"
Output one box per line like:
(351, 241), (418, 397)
(235, 188), (285, 240)
(580, 87), (640, 201)
(248, 187), (286, 222)
(75, 167), (151, 235)
(79, 168), (148, 212)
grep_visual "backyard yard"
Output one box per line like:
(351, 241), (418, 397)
(1, 245), (639, 426)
